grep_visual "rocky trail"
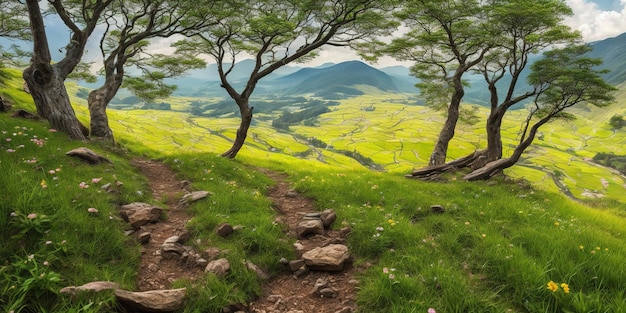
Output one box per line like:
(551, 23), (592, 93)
(130, 159), (361, 313)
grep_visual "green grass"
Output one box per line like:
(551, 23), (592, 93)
(1, 67), (626, 312)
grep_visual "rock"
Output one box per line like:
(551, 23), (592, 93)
(66, 147), (111, 164)
(288, 259), (305, 272)
(216, 223), (234, 238)
(137, 232), (151, 244)
(296, 219), (324, 239)
(60, 281), (119, 295)
(319, 288), (337, 298)
(320, 209), (337, 228)
(163, 236), (180, 244)
(195, 258), (208, 268)
(115, 288), (186, 312)
(293, 242), (306, 258)
(180, 191), (211, 203)
(177, 230), (191, 244)
(310, 278), (328, 295)
(119, 202), (163, 229)
(302, 244), (350, 271)
(430, 204), (446, 213)
(161, 243), (186, 260)
(202, 247), (222, 260)
(245, 261), (270, 280)
(205, 258), (230, 277)
(334, 307), (353, 313)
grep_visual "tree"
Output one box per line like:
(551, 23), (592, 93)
(464, 45), (615, 180)
(368, 0), (497, 167)
(466, 0), (580, 170)
(181, 0), (399, 158)
(22, 0), (113, 139)
(609, 115), (624, 130)
(87, 0), (213, 140)
(0, 3), (30, 69)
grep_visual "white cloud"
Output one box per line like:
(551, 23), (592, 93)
(564, 0), (626, 42)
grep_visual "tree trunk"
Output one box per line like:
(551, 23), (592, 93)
(23, 0), (87, 140)
(22, 65), (87, 139)
(221, 101), (253, 159)
(88, 80), (121, 140)
(428, 90), (462, 166)
(471, 111), (504, 170)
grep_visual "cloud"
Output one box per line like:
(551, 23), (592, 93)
(564, 0), (626, 42)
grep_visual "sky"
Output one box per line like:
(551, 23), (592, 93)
(306, 0), (626, 67)
(2, 0), (626, 69)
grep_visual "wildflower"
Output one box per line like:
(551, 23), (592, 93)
(41, 179), (47, 189)
(55, 168), (61, 172)
(87, 208), (98, 213)
(383, 267), (389, 274)
(465, 221), (470, 225)
(49, 170), (56, 174)
(28, 254), (35, 260)
(579, 245), (584, 250)
(43, 261), (49, 266)
(560, 283), (570, 294)
(48, 128), (57, 132)
(481, 233), (487, 238)
(10, 212), (17, 217)
(5, 137), (11, 142)
(45, 241), (52, 245)
(91, 177), (102, 184)
(554, 221), (560, 227)
(595, 246), (601, 250)
(428, 309), (437, 313)
(61, 240), (67, 245)
(389, 273), (395, 279)
(591, 250), (596, 254)
(6, 149), (15, 153)
(371, 184), (379, 190)
(79, 182), (89, 189)
(547, 280), (559, 292)
(387, 219), (397, 226)
(27, 213), (37, 219)
(376, 226), (384, 232)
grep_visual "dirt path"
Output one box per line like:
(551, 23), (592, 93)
(131, 159), (359, 312)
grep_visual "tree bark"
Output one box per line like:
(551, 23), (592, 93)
(428, 85), (463, 166)
(221, 101), (253, 159)
(23, 0), (87, 140)
(23, 66), (87, 139)
(88, 79), (121, 140)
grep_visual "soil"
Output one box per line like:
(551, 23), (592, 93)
(131, 159), (360, 313)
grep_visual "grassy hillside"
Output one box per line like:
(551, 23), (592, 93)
(1, 67), (626, 312)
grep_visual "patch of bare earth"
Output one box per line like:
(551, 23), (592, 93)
(131, 158), (203, 291)
(132, 160), (360, 313)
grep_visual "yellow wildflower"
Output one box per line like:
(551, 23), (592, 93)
(547, 281), (559, 292)
(560, 283), (570, 294)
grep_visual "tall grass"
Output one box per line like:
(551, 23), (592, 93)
(287, 168), (626, 312)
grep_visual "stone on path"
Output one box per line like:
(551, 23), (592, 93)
(216, 222), (234, 238)
(302, 244), (350, 271)
(295, 219), (324, 239)
(119, 202), (163, 229)
(320, 209), (337, 228)
(115, 288), (186, 313)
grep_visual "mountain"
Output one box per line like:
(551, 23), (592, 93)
(274, 61), (400, 98)
(588, 32), (626, 85)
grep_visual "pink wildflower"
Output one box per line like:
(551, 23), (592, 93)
(6, 149), (15, 153)
(428, 309), (436, 313)
(48, 128), (57, 132)
(27, 213), (37, 219)
(79, 182), (89, 189)
(87, 208), (98, 213)
(91, 177), (102, 184)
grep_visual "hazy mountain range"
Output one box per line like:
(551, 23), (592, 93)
(162, 31), (625, 106)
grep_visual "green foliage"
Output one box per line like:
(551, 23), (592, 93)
(272, 106), (330, 130)
(609, 114), (624, 129)
(592, 152), (626, 175)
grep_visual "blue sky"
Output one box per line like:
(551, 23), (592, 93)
(2, 0), (625, 68)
